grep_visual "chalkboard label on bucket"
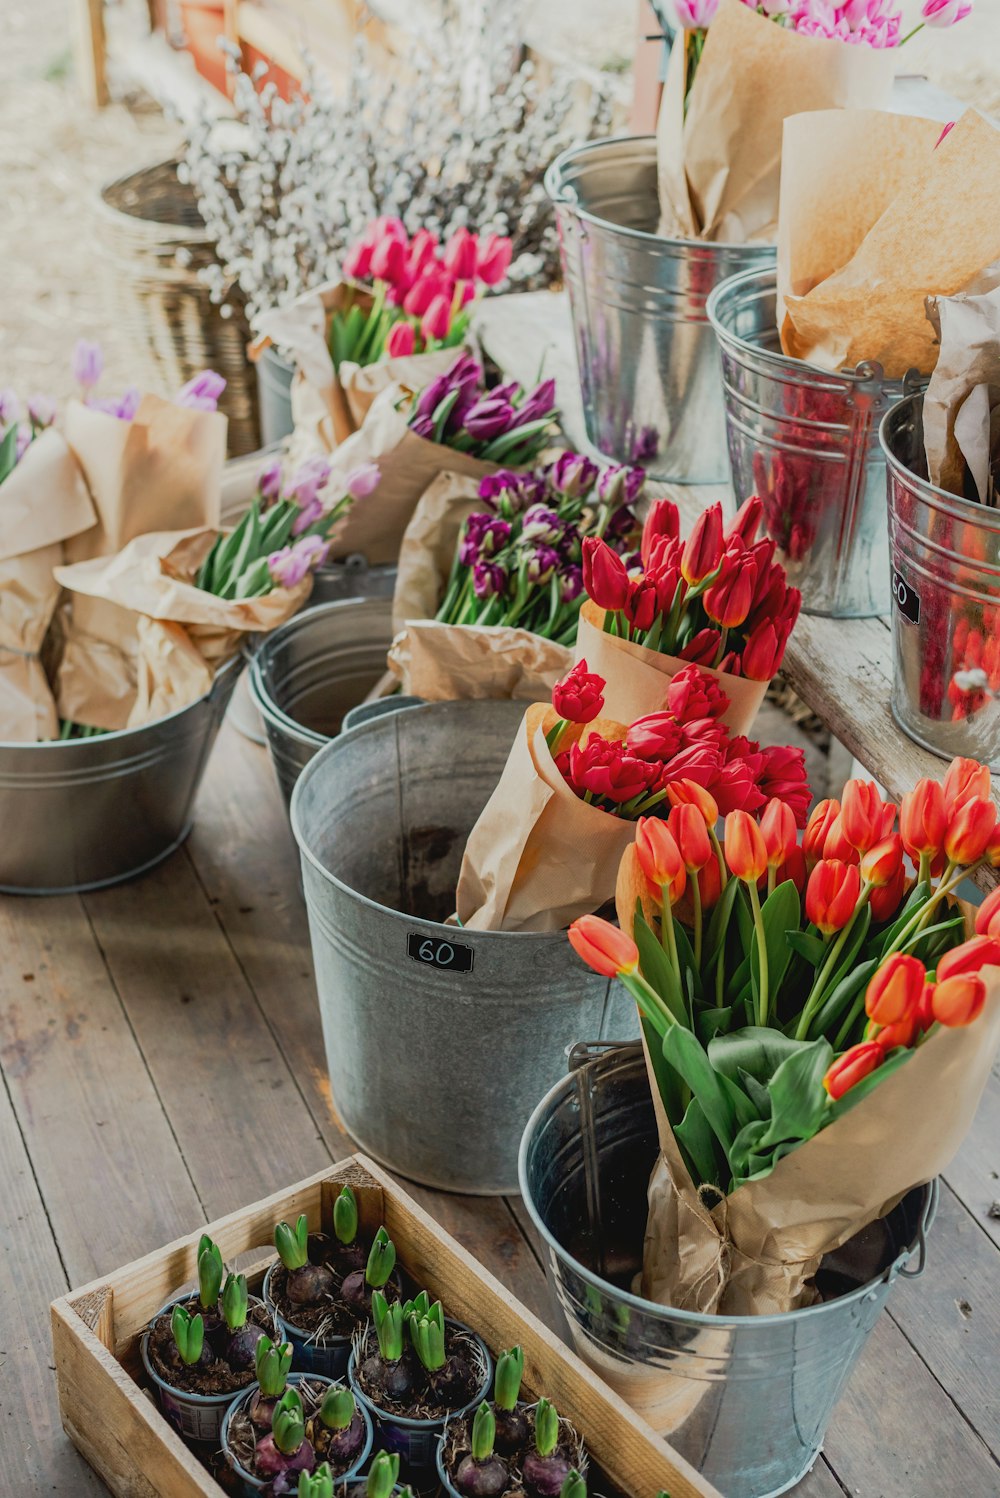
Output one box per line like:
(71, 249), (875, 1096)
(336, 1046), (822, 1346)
(892, 569), (920, 625)
(407, 933), (474, 973)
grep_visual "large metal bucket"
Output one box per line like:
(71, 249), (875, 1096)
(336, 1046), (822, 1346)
(249, 596), (396, 808)
(882, 394), (1000, 768)
(255, 344), (295, 447)
(519, 1044), (934, 1498)
(0, 657), (243, 895)
(290, 700), (637, 1194)
(545, 136), (774, 484)
(708, 267), (924, 618)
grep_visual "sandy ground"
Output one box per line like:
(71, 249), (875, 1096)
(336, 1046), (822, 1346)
(0, 0), (998, 400)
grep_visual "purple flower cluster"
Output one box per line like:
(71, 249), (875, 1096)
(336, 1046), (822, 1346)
(435, 452), (644, 644)
(408, 353), (558, 465)
(71, 339), (226, 422)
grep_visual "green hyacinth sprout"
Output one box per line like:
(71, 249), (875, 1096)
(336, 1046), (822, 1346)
(274, 1213), (310, 1272)
(170, 1304), (205, 1366)
(366, 1451), (401, 1498)
(535, 1398), (560, 1458)
(197, 1234), (224, 1310)
(333, 1186), (359, 1247)
(471, 1401), (497, 1462)
(365, 1228), (397, 1290)
(272, 1389), (306, 1457)
(254, 1335), (293, 1398)
(372, 1291), (405, 1362)
(494, 1346), (524, 1411)
(409, 1298), (446, 1374)
(318, 1384), (356, 1432)
(221, 1272), (248, 1332)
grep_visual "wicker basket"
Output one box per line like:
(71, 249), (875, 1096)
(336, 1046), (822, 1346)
(96, 158), (261, 455)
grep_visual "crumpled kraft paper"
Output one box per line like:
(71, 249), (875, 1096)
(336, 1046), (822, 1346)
(614, 849), (1000, 1317)
(55, 529), (310, 729)
(575, 600), (767, 736)
(780, 109), (1000, 377)
(0, 427), (96, 740)
(392, 470), (484, 633)
(316, 383), (498, 567)
(656, 0), (892, 243)
(255, 281), (460, 451)
(455, 702), (637, 932)
(924, 278), (1000, 501)
(388, 621), (573, 701)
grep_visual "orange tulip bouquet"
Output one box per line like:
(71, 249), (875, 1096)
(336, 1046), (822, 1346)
(575, 495), (800, 732)
(568, 758), (1000, 1315)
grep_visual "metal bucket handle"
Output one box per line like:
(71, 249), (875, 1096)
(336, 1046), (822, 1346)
(339, 695), (424, 737)
(892, 1177), (938, 1282)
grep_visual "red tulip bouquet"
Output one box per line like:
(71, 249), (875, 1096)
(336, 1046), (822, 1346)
(576, 495), (800, 733)
(567, 757), (1000, 1315)
(255, 217), (512, 451)
(455, 657), (809, 931)
(387, 455), (643, 703)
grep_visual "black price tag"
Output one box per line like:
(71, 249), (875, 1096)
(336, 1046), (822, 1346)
(892, 569), (920, 625)
(407, 933), (474, 973)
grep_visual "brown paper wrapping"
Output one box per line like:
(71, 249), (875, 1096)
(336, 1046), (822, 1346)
(255, 282), (459, 451)
(455, 703), (637, 932)
(575, 600), (767, 736)
(388, 621), (573, 702)
(316, 384), (497, 566)
(0, 428), (96, 741)
(55, 529), (310, 729)
(780, 109), (1000, 377)
(656, 1), (892, 243)
(924, 279), (1000, 500)
(616, 854), (1000, 1316)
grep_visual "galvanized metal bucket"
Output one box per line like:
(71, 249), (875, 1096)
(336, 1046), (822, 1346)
(290, 699), (637, 1194)
(882, 394), (1000, 768)
(0, 657), (242, 896)
(229, 561), (397, 746)
(708, 267), (924, 618)
(255, 344), (295, 447)
(519, 1043), (935, 1498)
(545, 135), (775, 484)
(250, 597), (397, 809)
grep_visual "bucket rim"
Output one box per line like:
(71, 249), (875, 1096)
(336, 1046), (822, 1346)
(543, 135), (774, 258)
(517, 1064), (938, 1329)
(0, 653), (241, 755)
(289, 701), (572, 944)
(707, 267), (920, 393)
(880, 392), (1000, 524)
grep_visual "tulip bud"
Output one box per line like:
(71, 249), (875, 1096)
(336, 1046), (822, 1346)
(636, 817), (687, 902)
(869, 860), (907, 924)
(931, 973), (987, 1027)
(582, 537), (630, 612)
(568, 915), (640, 978)
(776, 845), (807, 895)
(668, 803), (713, 873)
(873, 1014), (919, 1050)
(943, 756), (991, 813)
(936, 935), (1000, 981)
(805, 859), (862, 936)
(681, 503), (724, 585)
(944, 796), (997, 866)
(840, 780), (887, 854)
(444, 227), (479, 282)
(476, 233), (513, 287)
(860, 834), (903, 889)
(421, 294), (453, 344)
(975, 884), (1000, 937)
(370, 235), (406, 284)
(900, 778), (946, 861)
(822, 1040), (884, 1100)
(724, 810), (768, 883)
(703, 552), (757, 629)
(726, 494), (763, 547)
(665, 777), (720, 827)
(822, 813), (860, 866)
(759, 798), (797, 869)
(386, 320), (417, 358)
(551, 660), (605, 725)
(342, 240), (373, 281)
(802, 799), (840, 868)
(641, 499), (681, 566)
(740, 619), (784, 682)
(865, 952), (926, 1026)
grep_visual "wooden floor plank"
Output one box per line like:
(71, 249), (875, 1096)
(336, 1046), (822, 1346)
(943, 1068), (1000, 1252)
(793, 1460), (849, 1497)
(80, 847), (332, 1223)
(886, 1181), (1000, 1459)
(0, 1065), (103, 1495)
(0, 893), (203, 1285)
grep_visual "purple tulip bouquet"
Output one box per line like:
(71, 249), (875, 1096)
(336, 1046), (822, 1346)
(434, 455), (644, 648)
(407, 353), (559, 468)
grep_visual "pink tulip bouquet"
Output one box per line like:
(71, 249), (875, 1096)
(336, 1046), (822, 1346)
(331, 217), (513, 371)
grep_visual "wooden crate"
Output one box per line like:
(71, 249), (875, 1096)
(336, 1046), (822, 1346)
(51, 1154), (719, 1498)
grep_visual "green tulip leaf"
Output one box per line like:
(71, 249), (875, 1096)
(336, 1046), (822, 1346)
(757, 1038), (834, 1149)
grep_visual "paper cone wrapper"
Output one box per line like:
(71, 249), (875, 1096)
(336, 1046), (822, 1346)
(656, 0), (892, 243)
(316, 383), (497, 566)
(54, 596), (139, 732)
(575, 600), (767, 735)
(256, 281), (460, 449)
(456, 703), (637, 932)
(617, 856), (1000, 1315)
(55, 529), (310, 728)
(780, 109), (1000, 377)
(388, 621), (573, 702)
(63, 396), (224, 562)
(923, 276), (1000, 499)
(392, 471), (486, 633)
(0, 429), (97, 740)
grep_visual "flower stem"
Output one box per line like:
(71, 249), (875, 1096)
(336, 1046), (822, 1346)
(746, 878), (769, 1027)
(795, 886), (872, 1039)
(692, 875), (703, 967)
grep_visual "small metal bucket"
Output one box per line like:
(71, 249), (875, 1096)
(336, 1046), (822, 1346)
(255, 344), (295, 447)
(882, 394), (1000, 767)
(0, 657), (242, 895)
(290, 699), (637, 1194)
(519, 1043), (935, 1498)
(545, 136), (775, 483)
(229, 561), (396, 747)
(708, 267), (924, 618)
(250, 597), (397, 809)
